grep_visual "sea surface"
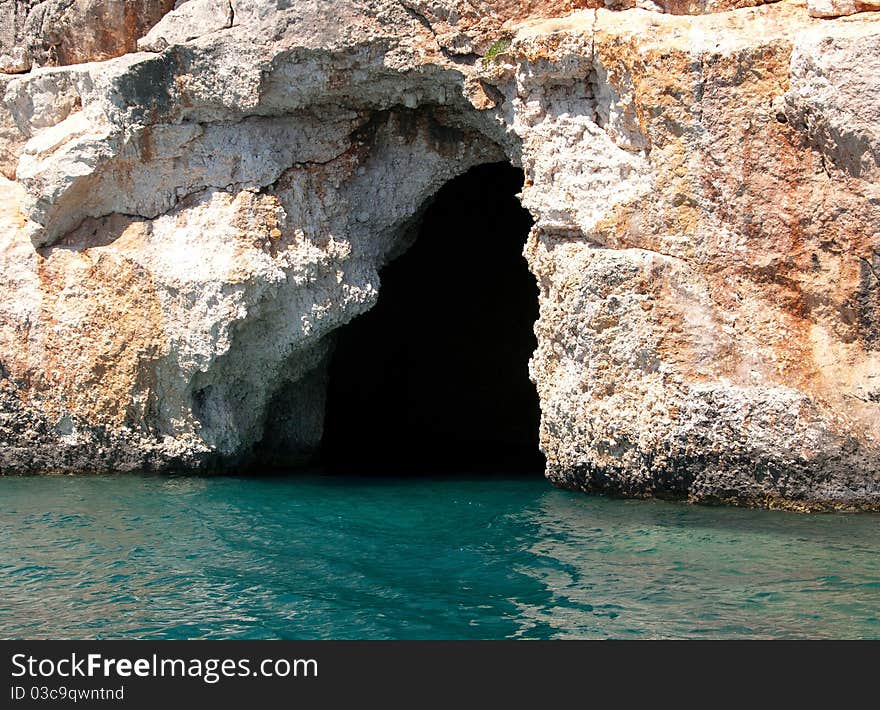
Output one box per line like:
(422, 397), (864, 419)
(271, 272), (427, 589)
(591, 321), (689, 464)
(0, 474), (878, 639)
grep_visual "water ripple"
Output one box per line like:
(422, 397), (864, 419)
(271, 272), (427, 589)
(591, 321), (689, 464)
(0, 474), (878, 639)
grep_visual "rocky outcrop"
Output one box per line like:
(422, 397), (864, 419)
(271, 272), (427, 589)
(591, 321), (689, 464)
(0, 0), (878, 510)
(0, 0), (175, 73)
(137, 0), (234, 53)
(807, 0), (880, 17)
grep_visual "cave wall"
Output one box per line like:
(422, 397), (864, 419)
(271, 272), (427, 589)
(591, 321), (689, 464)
(0, 0), (878, 509)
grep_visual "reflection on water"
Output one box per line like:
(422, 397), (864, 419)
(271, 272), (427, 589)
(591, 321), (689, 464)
(0, 475), (877, 639)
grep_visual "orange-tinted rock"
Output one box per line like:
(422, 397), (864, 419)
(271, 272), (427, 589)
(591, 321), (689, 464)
(18, 0), (174, 66)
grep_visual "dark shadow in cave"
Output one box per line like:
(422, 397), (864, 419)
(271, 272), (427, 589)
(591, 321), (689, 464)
(321, 162), (544, 475)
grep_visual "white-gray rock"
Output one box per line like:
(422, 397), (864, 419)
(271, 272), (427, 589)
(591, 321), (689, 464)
(137, 0), (234, 53)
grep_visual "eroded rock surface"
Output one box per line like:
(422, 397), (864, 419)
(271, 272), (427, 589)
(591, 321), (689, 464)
(0, 0), (878, 510)
(0, 0), (175, 72)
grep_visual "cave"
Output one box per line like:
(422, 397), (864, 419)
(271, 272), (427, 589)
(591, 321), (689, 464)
(320, 162), (544, 475)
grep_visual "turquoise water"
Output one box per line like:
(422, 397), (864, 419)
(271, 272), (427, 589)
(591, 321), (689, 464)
(0, 474), (878, 639)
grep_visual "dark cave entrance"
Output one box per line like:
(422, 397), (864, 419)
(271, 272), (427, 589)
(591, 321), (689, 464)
(321, 162), (544, 475)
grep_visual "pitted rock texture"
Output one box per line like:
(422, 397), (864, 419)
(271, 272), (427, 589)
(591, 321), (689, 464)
(0, 0), (878, 510)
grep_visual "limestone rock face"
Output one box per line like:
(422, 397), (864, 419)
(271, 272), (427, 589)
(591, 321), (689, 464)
(0, 1), (38, 73)
(807, 0), (880, 17)
(0, 0), (175, 71)
(392, 0), (784, 57)
(0, 0), (878, 510)
(137, 0), (234, 53)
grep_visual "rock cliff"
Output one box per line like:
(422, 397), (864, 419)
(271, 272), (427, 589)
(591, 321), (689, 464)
(0, 0), (878, 510)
